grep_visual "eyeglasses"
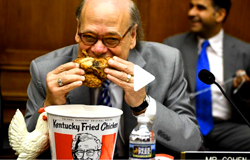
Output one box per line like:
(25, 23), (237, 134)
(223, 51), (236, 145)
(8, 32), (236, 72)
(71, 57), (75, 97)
(78, 25), (133, 48)
(74, 149), (100, 157)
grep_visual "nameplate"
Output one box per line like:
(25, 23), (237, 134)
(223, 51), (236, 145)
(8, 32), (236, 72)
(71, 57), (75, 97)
(181, 151), (250, 160)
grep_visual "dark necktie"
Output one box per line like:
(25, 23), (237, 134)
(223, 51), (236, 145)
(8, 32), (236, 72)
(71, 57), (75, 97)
(196, 40), (213, 136)
(97, 80), (112, 107)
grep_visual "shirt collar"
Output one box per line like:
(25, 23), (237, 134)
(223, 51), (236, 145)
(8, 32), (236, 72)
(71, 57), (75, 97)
(197, 29), (224, 56)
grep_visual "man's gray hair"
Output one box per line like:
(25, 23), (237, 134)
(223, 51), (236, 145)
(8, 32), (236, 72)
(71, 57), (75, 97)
(75, 0), (144, 48)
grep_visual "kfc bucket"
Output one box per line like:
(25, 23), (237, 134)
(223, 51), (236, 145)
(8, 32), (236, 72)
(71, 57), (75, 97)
(45, 104), (123, 160)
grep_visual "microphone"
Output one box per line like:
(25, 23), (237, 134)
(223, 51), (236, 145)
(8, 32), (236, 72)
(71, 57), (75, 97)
(198, 69), (250, 128)
(198, 69), (215, 85)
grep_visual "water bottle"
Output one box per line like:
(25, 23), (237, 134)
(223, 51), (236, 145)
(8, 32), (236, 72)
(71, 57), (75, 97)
(129, 116), (156, 160)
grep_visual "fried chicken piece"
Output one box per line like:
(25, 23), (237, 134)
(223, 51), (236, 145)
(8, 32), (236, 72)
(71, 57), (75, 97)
(82, 74), (102, 88)
(73, 50), (112, 88)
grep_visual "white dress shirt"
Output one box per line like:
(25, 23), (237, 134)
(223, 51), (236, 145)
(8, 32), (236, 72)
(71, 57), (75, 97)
(197, 29), (231, 120)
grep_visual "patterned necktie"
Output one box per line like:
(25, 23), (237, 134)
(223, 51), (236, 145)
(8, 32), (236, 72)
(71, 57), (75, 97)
(97, 80), (112, 107)
(196, 40), (213, 136)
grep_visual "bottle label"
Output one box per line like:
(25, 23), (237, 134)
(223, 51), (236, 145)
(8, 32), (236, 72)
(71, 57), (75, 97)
(129, 143), (156, 159)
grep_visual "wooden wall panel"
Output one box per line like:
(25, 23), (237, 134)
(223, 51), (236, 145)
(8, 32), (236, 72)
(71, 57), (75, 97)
(0, 0), (82, 124)
(137, 0), (190, 42)
(137, 0), (250, 43)
(223, 0), (250, 43)
(1, 68), (30, 101)
(2, 0), (81, 50)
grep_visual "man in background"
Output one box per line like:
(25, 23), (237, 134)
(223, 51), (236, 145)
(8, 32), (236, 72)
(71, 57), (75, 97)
(164, 0), (250, 150)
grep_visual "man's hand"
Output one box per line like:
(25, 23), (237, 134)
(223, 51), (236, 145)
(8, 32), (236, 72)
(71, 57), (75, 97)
(233, 69), (250, 88)
(104, 56), (146, 107)
(43, 62), (85, 107)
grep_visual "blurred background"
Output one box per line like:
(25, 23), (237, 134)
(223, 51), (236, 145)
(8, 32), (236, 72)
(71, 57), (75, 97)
(0, 0), (250, 158)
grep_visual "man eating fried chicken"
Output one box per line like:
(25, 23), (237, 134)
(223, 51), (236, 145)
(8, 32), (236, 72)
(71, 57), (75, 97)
(25, 0), (202, 158)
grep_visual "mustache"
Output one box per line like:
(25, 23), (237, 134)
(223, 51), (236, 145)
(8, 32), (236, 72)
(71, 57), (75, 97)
(188, 16), (201, 22)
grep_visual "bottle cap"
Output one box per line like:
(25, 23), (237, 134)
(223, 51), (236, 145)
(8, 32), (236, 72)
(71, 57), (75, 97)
(137, 116), (150, 123)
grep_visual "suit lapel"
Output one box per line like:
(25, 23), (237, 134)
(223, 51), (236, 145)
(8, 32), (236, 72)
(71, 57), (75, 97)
(182, 33), (199, 93)
(128, 46), (150, 91)
(128, 47), (146, 68)
(223, 34), (238, 95)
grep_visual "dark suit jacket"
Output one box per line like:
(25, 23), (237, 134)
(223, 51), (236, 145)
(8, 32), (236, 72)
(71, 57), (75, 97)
(164, 32), (250, 123)
(24, 41), (202, 155)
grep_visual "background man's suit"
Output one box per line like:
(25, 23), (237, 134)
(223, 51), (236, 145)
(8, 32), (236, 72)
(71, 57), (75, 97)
(24, 42), (202, 156)
(164, 32), (250, 150)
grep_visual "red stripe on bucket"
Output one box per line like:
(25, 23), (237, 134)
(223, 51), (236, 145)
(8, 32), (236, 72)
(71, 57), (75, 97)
(100, 133), (116, 160)
(54, 132), (73, 159)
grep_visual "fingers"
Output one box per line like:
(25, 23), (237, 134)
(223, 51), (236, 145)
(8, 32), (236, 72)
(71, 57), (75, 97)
(106, 56), (135, 86)
(233, 75), (242, 88)
(51, 64), (85, 86)
(52, 62), (79, 74)
(105, 68), (134, 83)
(233, 70), (249, 88)
(56, 71), (85, 87)
(236, 70), (246, 77)
(56, 80), (83, 94)
(45, 62), (86, 106)
(233, 78), (238, 88)
(106, 71), (134, 90)
(47, 72), (85, 91)
(47, 62), (85, 86)
(105, 56), (147, 107)
(108, 56), (134, 75)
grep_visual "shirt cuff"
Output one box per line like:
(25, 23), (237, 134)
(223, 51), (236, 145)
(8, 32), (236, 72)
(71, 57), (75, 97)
(145, 95), (156, 123)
